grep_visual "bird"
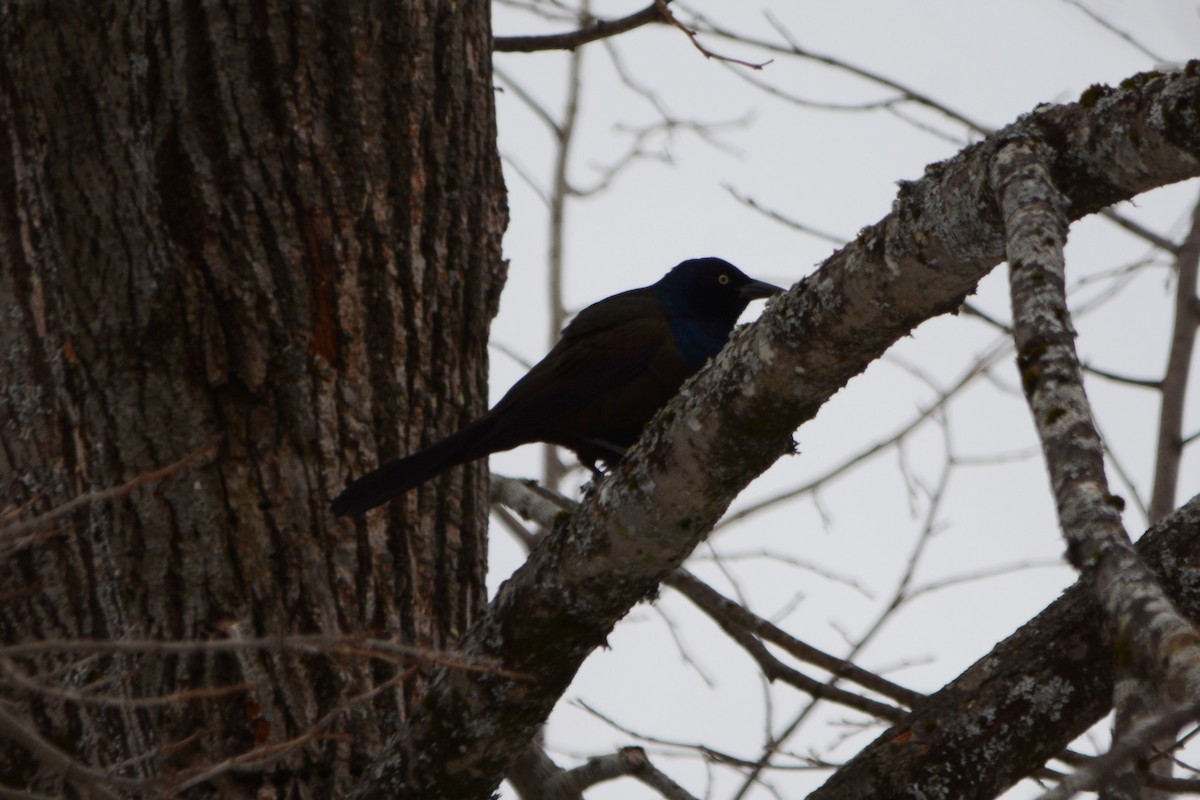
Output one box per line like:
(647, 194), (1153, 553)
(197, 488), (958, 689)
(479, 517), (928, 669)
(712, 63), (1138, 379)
(331, 257), (784, 516)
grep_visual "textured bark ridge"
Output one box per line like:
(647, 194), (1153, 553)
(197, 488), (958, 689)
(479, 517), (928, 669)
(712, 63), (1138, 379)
(0, 1), (505, 796)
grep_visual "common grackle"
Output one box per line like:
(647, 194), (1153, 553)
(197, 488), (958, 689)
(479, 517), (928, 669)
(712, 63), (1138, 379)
(331, 258), (783, 516)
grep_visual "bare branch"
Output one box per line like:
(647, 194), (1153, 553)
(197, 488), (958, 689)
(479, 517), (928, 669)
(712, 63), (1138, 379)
(1058, 0), (1169, 65)
(1079, 362), (1162, 389)
(694, 8), (1183, 254)
(171, 674), (409, 793)
(495, 3), (667, 53)
(690, 9), (990, 134)
(574, 699), (824, 771)
(667, 571), (922, 711)
(689, 547), (873, 597)
(809, 495), (1200, 798)
(0, 440), (219, 553)
(547, 746), (699, 800)
(499, 153), (552, 207)
(714, 57), (910, 114)
(0, 634), (525, 679)
(0, 703), (125, 798)
(494, 65), (562, 136)
(1094, 417), (1151, 522)
(905, 559), (1067, 601)
(730, 450), (953, 800)
(1098, 208), (1181, 254)
(492, 477), (916, 711)
(508, 743), (571, 800)
(1148, 192), (1200, 521)
(0, 784), (57, 800)
(492, 474), (575, 523)
(653, 0), (769, 70)
(0, 657), (248, 709)
(717, 338), (1010, 529)
(542, 22), (587, 490)
(1037, 701), (1200, 800)
(722, 183), (849, 246)
(998, 134), (1200, 793)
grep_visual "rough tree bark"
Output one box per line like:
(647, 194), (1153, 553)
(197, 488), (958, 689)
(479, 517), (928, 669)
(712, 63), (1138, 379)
(0, 1), (505, 797)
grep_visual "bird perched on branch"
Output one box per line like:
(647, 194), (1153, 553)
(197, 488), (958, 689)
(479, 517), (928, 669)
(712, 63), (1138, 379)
(331, 257), (783, 516)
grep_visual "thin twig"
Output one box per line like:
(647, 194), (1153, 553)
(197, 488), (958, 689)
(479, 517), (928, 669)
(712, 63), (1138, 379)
(1058, 0), (1168, 64)
(1037, 702), (1200, 800)
(716, 338), (1009, 530)
(667, 571), (922, 710)
(729, 442), (954, 800)
(171, 674), (408, 792)
(0, 703), (127, 797)
(722, 184), (848, 246)
(0, 440), (220, 550)
(1148, 192), (1200, 521)
(693, 7), (1180, 254)
(574, 700), (825, 771)
(495, 2), (667, 53)
(0, 657), (249, 709)
(654, 0), (769, 69)
(0, 634), (528, 680)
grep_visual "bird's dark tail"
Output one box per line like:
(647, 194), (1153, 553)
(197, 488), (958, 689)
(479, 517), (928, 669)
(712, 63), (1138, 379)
(330, 419), (503, 517)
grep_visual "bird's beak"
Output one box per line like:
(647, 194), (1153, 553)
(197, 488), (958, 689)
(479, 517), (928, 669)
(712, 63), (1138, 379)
(739, 279), (786, 301)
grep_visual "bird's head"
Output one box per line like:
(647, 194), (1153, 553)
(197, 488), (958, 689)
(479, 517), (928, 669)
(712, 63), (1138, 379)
(655, 257), (784, 325)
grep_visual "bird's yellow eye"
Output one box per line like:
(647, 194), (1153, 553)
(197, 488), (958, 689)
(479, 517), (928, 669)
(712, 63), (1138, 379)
(718, 274), (730, 285)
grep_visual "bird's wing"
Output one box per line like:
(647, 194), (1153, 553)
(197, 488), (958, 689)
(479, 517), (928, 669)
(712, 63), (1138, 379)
(491, 290), (670, 415)
(556, 288), (663, 347)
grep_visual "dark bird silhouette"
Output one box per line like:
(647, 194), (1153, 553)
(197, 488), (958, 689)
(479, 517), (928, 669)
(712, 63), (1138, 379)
(331, 258), (783, 516)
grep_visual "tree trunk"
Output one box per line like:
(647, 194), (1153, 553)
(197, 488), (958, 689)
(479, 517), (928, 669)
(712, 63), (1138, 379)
(0, 1), (506, 796)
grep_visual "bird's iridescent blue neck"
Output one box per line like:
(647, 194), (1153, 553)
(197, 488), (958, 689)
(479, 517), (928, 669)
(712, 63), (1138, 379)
(653, 283), (742, 371)
(665, 314), (733, 370)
